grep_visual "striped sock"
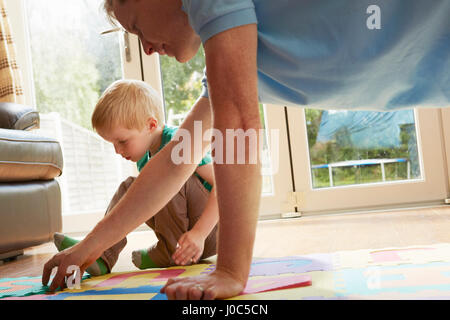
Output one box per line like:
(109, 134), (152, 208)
(53, 232), (109, 276)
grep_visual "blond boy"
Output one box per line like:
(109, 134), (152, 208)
(54, 79), (219, 275)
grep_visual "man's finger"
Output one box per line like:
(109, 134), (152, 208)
(203, 286), (217, 300)
(79, 266), (87, 279)
(160, 277), (177, 293)
(48, 267), (67, 292)
(42, 258), (58, 286)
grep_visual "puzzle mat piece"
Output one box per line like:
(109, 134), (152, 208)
(2, 262), (313, 300)
(5, 244), (450, 300)
(3, 284), (167, 300)
(201, 253), (334, 277)
(333, 261), (450, 299)
(0, 265), (205, 300)
(1, 253), (329, 299)
(230, 271), (339, 300)
(334, 243), (450, 269)
(0, 277), (50, 298)
(58, 273), (312, 300)
(0, 275), (91, 299)
(241, 274), (311, 295)
(0, 269), (357, 301)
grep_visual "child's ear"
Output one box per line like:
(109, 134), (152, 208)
(147, 117), (158, 131)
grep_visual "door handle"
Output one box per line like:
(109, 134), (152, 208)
(123, 31), (131, 62)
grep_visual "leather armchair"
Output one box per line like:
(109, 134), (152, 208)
(0, 102), (63, 261)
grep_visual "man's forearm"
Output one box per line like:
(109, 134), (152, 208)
(81, 97), (213, 255)
(84, 146), (197, 253)
(213, 138), (262, 284)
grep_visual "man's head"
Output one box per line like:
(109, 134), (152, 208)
(103, 0), (201, 63)
(92, 79), (165, 161)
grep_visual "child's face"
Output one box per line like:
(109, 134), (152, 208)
(97, 124), (153, 162)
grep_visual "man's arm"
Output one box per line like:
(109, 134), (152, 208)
(42, 96), (213, 291)
(162, 23), (262, 299)
(204, 22), (262, 288)
(84, 96), (214, 253)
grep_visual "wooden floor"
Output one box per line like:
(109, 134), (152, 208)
(2, 205), (450, 278)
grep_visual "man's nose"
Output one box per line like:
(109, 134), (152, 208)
(141, 39), (155, 56)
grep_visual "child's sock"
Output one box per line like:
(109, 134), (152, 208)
(131, 249), (158, 269)
(53, 232), (109, 276)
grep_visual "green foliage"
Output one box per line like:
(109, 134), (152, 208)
(26, 0), (122, 130)
(160, 47), (206, 116)
(31, 37), (101, 129)
(305, 109), (323, 148)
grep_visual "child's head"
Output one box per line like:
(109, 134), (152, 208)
(92, 79), (164, 132)
(92, 79), (165, 162)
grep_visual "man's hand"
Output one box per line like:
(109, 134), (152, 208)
(160, 270), (246, 300)
(42, 241), (97, 292)
(172, 230), (205, 265)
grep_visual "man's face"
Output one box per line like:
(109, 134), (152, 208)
(113, 0), (201, 63)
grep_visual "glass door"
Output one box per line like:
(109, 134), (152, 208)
(18, 0), (140, 232)
(441, 108), (450, 198)
(287, 107), (449, 214)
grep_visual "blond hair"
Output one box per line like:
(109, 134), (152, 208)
(92, 79), (164, 132)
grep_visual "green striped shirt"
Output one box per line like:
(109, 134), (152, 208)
(136, 124), (212, 192)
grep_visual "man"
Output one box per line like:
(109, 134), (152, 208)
(42, 0), (450, 300)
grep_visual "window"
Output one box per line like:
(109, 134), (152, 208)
(306, 109), (421, 189)
(23, 0), (136, 217)
(288, 107), (448, 214)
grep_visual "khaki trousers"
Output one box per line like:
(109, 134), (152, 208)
(100, 174), (218, 270)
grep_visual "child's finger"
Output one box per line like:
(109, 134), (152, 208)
(193, 251), (202, 263)
(175, 245), (196, 265)
(173, 243), (189, 262)
(174, 243), (190, 258)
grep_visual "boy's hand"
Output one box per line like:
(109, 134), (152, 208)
(172, 230), (205, 265)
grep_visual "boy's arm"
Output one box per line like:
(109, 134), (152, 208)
(191, 163), (219, 238)
(172, 163), (219, 265)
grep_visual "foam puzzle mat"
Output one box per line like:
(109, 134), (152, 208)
(2, 243), (450, 300)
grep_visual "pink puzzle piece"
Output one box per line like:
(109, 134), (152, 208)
(0, 278), (41, 294)
(94, 269), (186, 288)
(241, 274), (312, 295)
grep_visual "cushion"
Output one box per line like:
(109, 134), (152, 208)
(0, 102), (40, 130)
(0, 128), (63, 182)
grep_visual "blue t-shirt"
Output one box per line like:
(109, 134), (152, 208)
(182, 0), (450, 111)
(137, 124), (213, 192)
